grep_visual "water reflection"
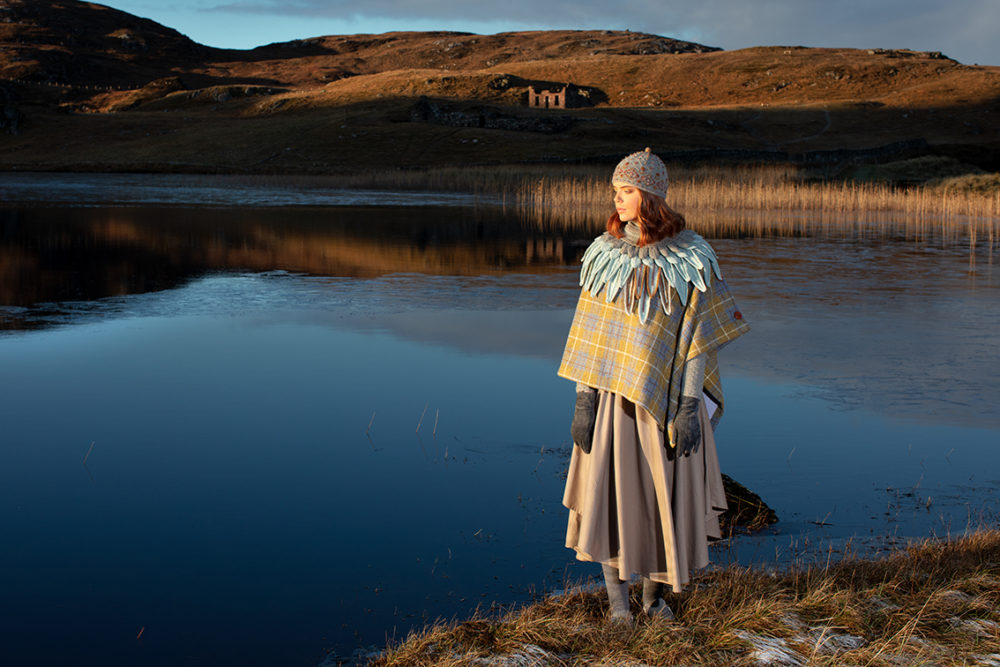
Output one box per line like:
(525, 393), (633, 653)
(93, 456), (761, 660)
(1, 187), (999, 666)
(4, 202), (995, 328)
(717, 236), (999, 428)
(0, 205), (579, 329)
(3, 203), (997, 430)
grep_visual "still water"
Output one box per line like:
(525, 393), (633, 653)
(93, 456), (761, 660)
(1, 176), (998, 666)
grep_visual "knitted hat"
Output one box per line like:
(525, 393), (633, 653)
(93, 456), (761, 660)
(611, 147), (668, 198)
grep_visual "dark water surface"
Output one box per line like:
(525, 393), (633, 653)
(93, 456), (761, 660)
(1, 178), (998, 666)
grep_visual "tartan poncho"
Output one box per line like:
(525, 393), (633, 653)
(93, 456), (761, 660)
(558, 231), (749, 444)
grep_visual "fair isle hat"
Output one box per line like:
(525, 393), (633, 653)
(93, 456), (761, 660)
(612, 147), (668, 198)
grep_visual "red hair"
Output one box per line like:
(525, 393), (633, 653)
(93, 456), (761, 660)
(607, 190), (686, 245)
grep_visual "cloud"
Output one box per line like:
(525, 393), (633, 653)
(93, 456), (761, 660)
(203, 0), (1000, 64)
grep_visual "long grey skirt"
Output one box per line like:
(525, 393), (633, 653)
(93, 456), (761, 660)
(563, 391), (727, 592)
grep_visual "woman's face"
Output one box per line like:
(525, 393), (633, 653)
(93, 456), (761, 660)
(612, 182), (642, 223)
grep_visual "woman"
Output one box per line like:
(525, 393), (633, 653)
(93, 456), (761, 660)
(558, 148), (749, 622)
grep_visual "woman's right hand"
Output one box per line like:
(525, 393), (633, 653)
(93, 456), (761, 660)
(571, 390), (598, 453)
(673, 396), (702, 456)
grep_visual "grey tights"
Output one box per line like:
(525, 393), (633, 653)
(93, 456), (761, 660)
(602, 565), (676, 620)
(642, 577), (675, 619)
(642, 577), (662, 610)
(601, 563), (631, 620)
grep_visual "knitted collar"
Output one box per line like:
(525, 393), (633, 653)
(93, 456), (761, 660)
(624, 221), (641, 244)
(579, 228), (721, 323)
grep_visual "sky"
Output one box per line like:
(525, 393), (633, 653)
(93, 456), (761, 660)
(98, 0), (1000, 66)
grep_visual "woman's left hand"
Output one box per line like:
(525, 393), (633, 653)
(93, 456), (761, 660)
(673, 396), (701, 456)
(571, 390), (597, 453)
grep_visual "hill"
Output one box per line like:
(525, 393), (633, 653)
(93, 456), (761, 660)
(2, 0), (999, 173)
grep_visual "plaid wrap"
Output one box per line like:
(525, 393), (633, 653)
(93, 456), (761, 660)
(558, 245), (749, 442)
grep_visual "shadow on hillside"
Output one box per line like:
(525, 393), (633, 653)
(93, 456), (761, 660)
(392, 94), (1000, 172)
(5, 70), (293, 101)
(408, 96), (579, 134)
(208, 40), (344, 64)
(4, 88), (1000, 174)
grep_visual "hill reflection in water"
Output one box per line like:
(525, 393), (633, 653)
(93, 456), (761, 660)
(0, 204), (577, 328)
(3, 201), (993, 325)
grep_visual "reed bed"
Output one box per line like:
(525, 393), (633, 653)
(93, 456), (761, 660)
(510, 165), (1000, 242)
(364, 528), (1000, 667)
(244, 163), (1000, 245)
(287, 163), (1000, 221)
(235, 164), (1000, 252)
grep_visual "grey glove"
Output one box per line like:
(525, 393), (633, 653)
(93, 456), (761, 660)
(673, 396), (701, 456)
(571, 391), (597, 453)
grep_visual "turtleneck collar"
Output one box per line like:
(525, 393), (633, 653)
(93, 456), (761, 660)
(624, 221), (641, 245)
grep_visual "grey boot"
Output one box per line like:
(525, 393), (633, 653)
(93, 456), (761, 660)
(601, 563), (633, 624)
(642, 577), (675, 619)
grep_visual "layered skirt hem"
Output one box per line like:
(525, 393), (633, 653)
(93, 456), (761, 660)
(563, 391), (727, 592)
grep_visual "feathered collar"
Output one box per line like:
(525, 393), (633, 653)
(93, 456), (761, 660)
(578, 229), (721, 324)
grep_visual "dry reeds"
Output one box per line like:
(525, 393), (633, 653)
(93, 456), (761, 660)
(242, 163), (1000, 245)
(368, 528), (1000, 666)
(225, 165), (1000, 261)
(512, 164), (1000, 243)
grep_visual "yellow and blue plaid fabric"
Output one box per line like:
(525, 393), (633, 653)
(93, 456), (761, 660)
(558, 271), (749, 441)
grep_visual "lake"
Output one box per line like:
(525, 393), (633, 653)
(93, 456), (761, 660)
(1, 174), (998, 666)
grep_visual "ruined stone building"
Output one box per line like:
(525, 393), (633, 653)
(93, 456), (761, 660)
(528, 84), (573, 109)
(527, 84), (591, 109)
(528, 85), (567, 109)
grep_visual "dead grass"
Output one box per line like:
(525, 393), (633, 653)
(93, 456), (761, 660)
(366, 528), (1000, 666)
(932, 173), (1000, 196)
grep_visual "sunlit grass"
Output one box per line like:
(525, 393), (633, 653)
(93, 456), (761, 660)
(511, 165), (1000, 243)
(366, 528), (1000, 666)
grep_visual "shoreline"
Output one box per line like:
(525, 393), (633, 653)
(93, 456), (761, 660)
(358, 527), (1000, 666)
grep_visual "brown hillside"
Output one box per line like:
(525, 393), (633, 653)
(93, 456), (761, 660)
(0, 0), (716, 90)
(266, 47), (995, 112)
(206, 30), (719, 89)
(1, 0), (999, 173)
(0, 0), (216, 86)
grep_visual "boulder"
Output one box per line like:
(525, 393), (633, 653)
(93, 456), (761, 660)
(721, 474), (778, 532)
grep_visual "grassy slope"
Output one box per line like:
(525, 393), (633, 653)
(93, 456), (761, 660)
(2, 1), (1000, 172)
